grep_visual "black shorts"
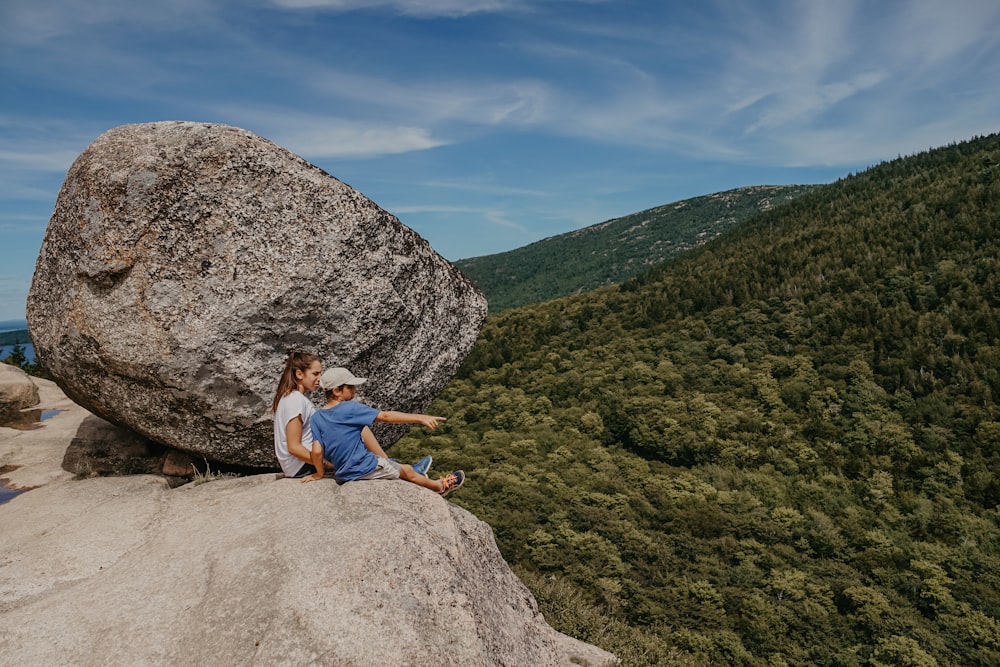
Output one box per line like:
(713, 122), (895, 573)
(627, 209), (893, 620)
(292, 463), (318, 478)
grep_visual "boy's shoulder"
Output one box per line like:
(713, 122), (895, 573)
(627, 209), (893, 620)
(335, 399), (375, 409)
(315, 400), (377, 419)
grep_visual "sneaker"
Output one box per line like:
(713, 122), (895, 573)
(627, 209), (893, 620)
(438, 470), (465, 496)
(412, 454), (433, 476)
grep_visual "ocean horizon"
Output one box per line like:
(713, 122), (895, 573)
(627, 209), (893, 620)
(0, 319), (27, 333)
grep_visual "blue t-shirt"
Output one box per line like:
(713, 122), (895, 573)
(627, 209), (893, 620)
(311, 401), (381, 481)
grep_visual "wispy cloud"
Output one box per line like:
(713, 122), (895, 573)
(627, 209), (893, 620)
(9, 0), (994, 170)
(267, 0), (546, 18)
(391, 203), (529, 234)
(894, 0), (1000, 66)
(304, 68), (554, 128)
(413, 181), (547, 197)
(207, 107), (448, 158)
(0, 215), (50, 233)
(272, 122), (446, 158)
(648, 0), (1000, 165)
(0, 118), (101, 202)
(0, 149), (79, 174)
(0, 0), (220, 44)
(1, 0), (999, 319)
(0, 129), (91, 169)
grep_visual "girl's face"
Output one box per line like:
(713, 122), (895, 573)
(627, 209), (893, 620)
(296, 360), (323, 392)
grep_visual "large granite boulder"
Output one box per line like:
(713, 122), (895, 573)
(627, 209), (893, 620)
(0, 363), (39, 418)
(27, 121), (487, 466)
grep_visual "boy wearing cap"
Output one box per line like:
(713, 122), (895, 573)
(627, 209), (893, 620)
(306, 367), (465, 496)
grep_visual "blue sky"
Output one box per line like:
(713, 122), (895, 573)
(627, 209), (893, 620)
(2, 0), (999, 321)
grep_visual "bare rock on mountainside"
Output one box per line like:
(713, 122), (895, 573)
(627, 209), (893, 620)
(0, 363), (39, 417)
(0, 382), (615, 666)
(0, 479), (616, 667)
(26, 121), (487, 466)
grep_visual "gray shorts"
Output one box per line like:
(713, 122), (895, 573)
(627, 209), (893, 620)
(357, 457), (401, 481)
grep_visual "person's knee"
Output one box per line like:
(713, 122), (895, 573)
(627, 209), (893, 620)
(399, 464), (416, 480)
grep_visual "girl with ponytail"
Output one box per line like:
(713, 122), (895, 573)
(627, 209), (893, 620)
(272, 350), (325, 480)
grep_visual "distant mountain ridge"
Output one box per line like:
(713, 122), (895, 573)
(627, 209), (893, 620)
(455, 184), (821, 312)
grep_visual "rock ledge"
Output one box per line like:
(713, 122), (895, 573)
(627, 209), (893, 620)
(0, 383), (614, 667)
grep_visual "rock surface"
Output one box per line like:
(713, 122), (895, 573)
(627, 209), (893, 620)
(0, 382), (615, 667)
(60, 413), (196, 485)
(27, 121), (487, 466)
(0, 377), (78, 490)
(0, 363), (39, 417)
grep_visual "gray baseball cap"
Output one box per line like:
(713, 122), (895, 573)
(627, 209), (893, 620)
(320, 367), (367, 389)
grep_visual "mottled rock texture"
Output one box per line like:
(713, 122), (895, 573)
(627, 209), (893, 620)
(27, 121), (487, 466)
(0, 363), (39, 418)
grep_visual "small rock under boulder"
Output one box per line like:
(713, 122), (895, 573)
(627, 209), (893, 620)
(27, 121), (487, 467)
(61, 414), (207, 486)
(0, 363), (39, 419)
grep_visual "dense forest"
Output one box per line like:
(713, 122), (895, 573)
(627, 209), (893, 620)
(0, 328), (43, 376)
(455, 184), (819, 312)
(391, 133), (1000, 665)
(1, 329), (43, 377)
(0, 329), (30, 347)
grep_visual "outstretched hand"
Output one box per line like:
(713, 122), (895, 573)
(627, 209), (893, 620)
(419, 415), (447, 430)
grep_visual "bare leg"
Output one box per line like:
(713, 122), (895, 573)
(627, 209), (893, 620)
(361, 426), (388, 458)
(399, 464), (443, 492)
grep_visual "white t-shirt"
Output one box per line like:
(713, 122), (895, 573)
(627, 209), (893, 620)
(273, 391), (317, 476)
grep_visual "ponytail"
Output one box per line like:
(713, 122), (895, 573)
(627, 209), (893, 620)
(272, 350), (320, 412)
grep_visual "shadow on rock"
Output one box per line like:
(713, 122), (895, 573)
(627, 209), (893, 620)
(62, 415), (272, 488)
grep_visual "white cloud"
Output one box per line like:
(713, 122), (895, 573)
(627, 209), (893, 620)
(276, 123), (447, 158)
(0, 0), (218, 44)
(893, 0), (1000, 66)
(413, 181), (546, 197)
(267, 0), (539, 18)
(0, 181), (62, 203)
(741, 69), (890, 135)
(390, 203), (529, 234)
(305, 68), (554, 128)
(644, 0), (1000, 166)
(483, 209), (530, 233)
(3, 0), (1000, 185)
(0, 114), (110, 200)
(0, 149), (81, 173)
(209, 107), (449, 158)
(0, 118), (102, 203)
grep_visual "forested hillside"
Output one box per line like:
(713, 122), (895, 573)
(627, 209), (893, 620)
(0, 329), (30, 346)
(455, 184), (819, 312)
(393, 134), (1000, 666)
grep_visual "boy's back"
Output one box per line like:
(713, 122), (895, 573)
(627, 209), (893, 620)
(311, 401), (380, 481)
